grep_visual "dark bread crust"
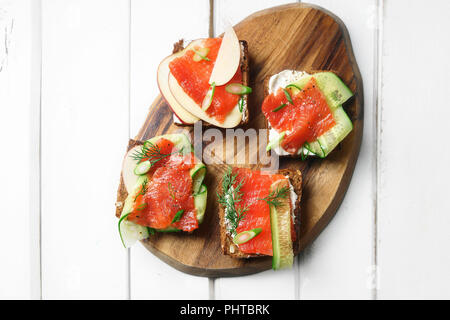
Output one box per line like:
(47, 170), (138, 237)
(171, 39), (249, 128)
(115, 139), (144, 218)
(219, 169), (302, 258)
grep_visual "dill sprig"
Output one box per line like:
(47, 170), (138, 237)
(258, 186), (289, 208)
(133, 179), (148, 202)
(131, 141), (173, 166)
(217, 167), (249, 236)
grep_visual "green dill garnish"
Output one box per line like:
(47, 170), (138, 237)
(133, 179), (148, 202)
(258, 186), (289, 208)
(131, 141), (173, 166)
(283, 88), (293, 104)
(171, 209), (184, 223)
(217, 167), (249, 236)
(192, 49), (210, 61)
(272, 103), (287, 112)
(147, 227), (156, 235)
(238, 96), (244, 113)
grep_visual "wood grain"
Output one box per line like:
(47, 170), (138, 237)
(126, 3), (363, 277)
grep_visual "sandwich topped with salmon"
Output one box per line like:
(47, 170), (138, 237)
(116, 134), (207, 248)
(262, 70), (354, 158)
(157, 27), (251, 128)
(217, 167), (302, 270)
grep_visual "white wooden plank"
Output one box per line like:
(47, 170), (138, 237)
(213, 0), (299, 300)
(378, 0), (450, 299)
(129, 0), (210, 137)
(214, 0), (295, 35)
(0, 0), (40, 299)
(297, 0), (377, 299)
(41, 0), (130, 299)
(129, 0), (210, 299)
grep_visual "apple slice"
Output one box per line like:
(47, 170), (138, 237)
(168, 73), (243, 128)
(157, 40), (202, 125)
(209, 26), (241, 86)
(122, 145), (141, 193)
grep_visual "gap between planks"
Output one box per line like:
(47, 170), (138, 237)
(30, 0), (43, 300)
(208, 0), (216, 300)
(372, 0), (384, 300)
(127, 0), (132, 300)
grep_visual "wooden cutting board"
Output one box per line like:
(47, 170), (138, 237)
(129, 3), (363, 277)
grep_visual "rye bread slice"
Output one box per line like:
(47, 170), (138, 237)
(218, 168), (302, 258)
(170, 39), (249, 127)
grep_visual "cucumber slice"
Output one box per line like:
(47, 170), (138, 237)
(118, 175), (150, 248)
(134, 160), (151, 175)
(292, 72), (353, 110)
(190, 163), (206, 194)
(269, 180), (294, 270)
(266, 131), (286, 151)
(233, 228), (262, 245)
(315, 106), (353, 157)
(194, 184), (207, 224)
(303, 140), (326, 158)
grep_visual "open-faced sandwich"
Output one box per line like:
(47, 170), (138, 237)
(157, 27), (250, 128)
(217, 167), (302, 270)
(116, 133), (207, 248)
(262, 70), (353, 158)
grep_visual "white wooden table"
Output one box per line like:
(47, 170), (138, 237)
(1, 0), (449, 300)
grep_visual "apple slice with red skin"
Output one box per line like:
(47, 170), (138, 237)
(157, 40), (202, 125)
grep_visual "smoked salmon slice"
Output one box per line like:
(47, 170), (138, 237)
(230, 168), (292, 256)
(127, 138), (198, 232)
(262, 77), (335, 154)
